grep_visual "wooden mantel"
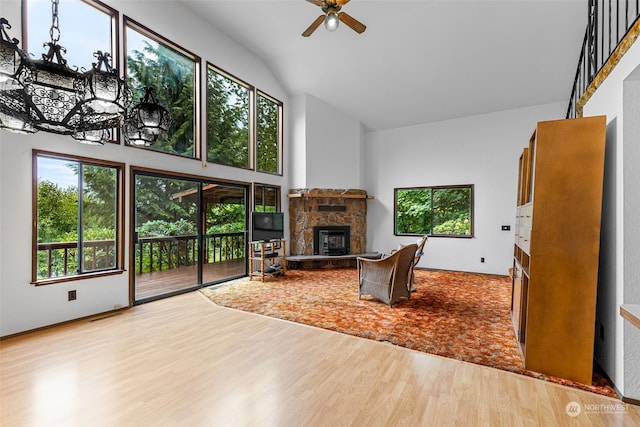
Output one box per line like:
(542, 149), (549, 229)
(287, 193), (374, 199)
(621, 304), (640, 330)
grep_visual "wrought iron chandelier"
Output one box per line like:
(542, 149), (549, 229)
(0, 0), (170, 145)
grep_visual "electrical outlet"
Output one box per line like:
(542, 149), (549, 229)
(480, 257), (485, 263)
(501, 225), (511, 231)
(68, 290), (77, 301)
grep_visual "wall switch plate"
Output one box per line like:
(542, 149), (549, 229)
(68, 290), (77, 301)
(480, 257), (485, 263)
(501, 225), (511, 231)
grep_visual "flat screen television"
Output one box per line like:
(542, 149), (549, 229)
(252, 211), (284, 241)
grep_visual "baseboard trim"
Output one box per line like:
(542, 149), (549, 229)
(0, 306), (129, 340)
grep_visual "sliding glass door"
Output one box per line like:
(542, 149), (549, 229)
(202, 182), (247, 284)
(132, 171), (247, 303)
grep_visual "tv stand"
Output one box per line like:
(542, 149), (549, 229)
(249, 240), (286, 281)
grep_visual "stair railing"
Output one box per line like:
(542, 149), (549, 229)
(567, 0), (640, 118)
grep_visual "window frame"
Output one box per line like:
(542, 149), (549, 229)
(124, 16), (202, 158)
(205, 62), (254, 170)
(255, 90), (283, 176)
(32, 150), (125, 285)
(253, 183), (281, 213)
(393, 184), (474, 238)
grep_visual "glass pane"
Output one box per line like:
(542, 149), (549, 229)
(36, 157), (79, 280)
(256, 93), (280, 174)
(202, 183), (247, 284)
(27, 0), (113, 70)
(207, 67), (250, 168)
(254, 185), (278, 212)
(432, 187), (472, 236)
(395, 188), (432, 235)
(81, 164), (117, 272)
(126, 25), (196, 157)
(134, 175), (199, 301)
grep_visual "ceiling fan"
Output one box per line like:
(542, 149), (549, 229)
(302, 0), (367, 37)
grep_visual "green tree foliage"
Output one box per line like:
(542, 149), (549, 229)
(256, 94), (279, 174)
(65, 164), (117, 232)
(207, 69), (250, 167)
(37, 180), (78, 243)
(206, 203), (245, 234)
(134, 176), (197, 226)
(137, 219), (196, 237)
(395, 189), (432, 235)
(127, 41), (195, 156)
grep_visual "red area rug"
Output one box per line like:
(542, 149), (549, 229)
(200, 268), (616, 398)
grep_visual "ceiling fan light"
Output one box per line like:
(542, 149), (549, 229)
(324, 12), (339, 32)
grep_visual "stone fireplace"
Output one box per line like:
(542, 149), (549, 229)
(288, 188), (370, 256)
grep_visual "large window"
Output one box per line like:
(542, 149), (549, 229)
(206, 64), (252, 168)
(394, 185), (473, 237)
(33, 151), (124, 283)
(125, 18), (200, 157)
(256, 91), (282, 175)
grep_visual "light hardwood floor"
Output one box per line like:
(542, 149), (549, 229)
(1, 292), (638, 426)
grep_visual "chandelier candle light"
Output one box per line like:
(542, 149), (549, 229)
(0, 0), (170, 145)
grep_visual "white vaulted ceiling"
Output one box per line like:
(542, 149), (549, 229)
(179, 0), (588, 131)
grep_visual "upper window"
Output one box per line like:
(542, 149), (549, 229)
(254, 184), (280, 212)
(256, 91), (282, 175)
(26, 0), (116, 70)
(33, 151), (124, 284)
(206, 64), (252, 168)
(394, 185), (473, 237)
(125, 18), (200, 158)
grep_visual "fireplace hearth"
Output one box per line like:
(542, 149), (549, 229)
(313, 226), (350, 256)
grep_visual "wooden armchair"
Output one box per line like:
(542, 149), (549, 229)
(410, 235), (428, 291)
(357, 243), (417, 307)
(390, 236), (427, 292)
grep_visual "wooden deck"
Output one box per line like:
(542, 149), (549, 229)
(134, 259), (246, 301)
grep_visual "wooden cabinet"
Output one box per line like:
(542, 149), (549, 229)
(511, 116), (606, 385)
(249, 240), (286, 281)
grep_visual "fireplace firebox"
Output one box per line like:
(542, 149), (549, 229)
(313, 226), (350, 256)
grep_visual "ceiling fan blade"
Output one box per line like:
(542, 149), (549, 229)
(306, 0), (324, 6)
(302, 15), (325, 37)
(339, 12), (366, 34)
(335, 0), (351, 6)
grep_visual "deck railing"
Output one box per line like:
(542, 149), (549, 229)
(37, 232), (246, 279)
(37, 240), (117, 278)
(135, 232), (246, 274)
(567, 0), (640, 118)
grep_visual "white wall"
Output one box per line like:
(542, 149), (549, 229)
(0, 0), (288, 336)
(289, 95), (307, 189)
(363, 102), (566, 276)
(582, 35), (640, 399)
(290, 94), (363, 189)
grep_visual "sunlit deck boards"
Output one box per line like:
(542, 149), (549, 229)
(134, 259), (246, 300)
